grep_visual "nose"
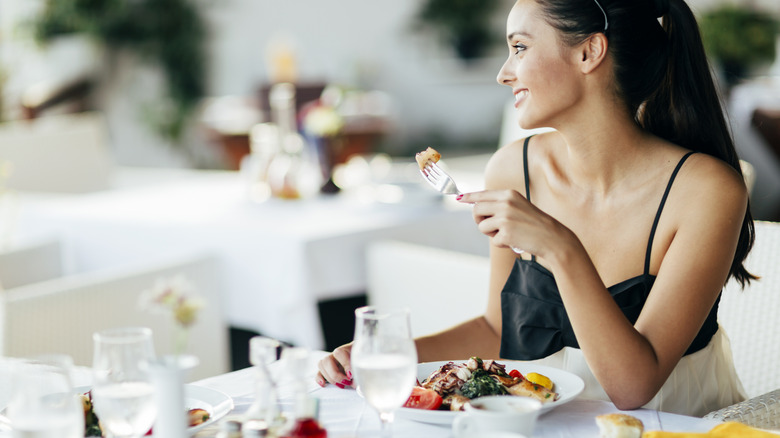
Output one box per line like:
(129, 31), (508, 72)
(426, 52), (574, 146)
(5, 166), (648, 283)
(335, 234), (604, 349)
(496, 57), (513, 87)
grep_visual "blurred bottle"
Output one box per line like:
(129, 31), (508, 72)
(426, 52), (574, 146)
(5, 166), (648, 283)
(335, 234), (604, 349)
(265, 82), (322, 200)
(215, 420), (242, 438)
(243, 337), (284, 435)
(285, 397), (326, 438)
(278, 348), (327, 438)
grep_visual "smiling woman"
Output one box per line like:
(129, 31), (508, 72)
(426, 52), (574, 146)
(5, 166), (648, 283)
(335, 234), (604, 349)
(318, 0), (755, 418)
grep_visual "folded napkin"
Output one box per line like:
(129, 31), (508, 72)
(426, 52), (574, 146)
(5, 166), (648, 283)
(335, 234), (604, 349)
(644, 422), (779, 437)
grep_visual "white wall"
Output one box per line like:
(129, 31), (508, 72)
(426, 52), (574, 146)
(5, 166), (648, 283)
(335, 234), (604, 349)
(1, 0), (779, 167)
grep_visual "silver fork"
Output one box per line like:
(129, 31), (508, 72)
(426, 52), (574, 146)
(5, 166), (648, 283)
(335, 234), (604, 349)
(420, 160), (524, 254)
(420, 161), (461, 195)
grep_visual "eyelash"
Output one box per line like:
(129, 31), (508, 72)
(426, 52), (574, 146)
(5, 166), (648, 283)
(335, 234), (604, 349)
(512, 44), (527, 55)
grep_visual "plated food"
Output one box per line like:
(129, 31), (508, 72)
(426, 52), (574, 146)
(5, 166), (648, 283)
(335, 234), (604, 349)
(76, 385), (232, 437)
(404, 357), (558, 412)
(81, 391), (210, 436)
(397, 359), (584, 425)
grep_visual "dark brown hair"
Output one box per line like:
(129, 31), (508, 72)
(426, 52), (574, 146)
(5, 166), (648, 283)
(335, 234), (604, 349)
(536, 0), (756, 287)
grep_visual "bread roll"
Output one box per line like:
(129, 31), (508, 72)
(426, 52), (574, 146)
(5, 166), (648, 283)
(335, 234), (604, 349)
(595, 413), (644, 438)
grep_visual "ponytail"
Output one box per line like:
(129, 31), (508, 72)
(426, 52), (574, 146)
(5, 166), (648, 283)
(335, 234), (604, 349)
(640, 0), (756, 287)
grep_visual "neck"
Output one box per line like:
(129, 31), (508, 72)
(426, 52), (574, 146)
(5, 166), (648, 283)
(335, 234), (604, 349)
(552, 100), (651, 198)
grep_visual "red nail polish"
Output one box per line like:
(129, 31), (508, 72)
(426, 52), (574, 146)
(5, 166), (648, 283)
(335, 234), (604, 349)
(346, 370), (353, 379)
(456, 194), (463, 201)
(341, 379), (352, 385)
(335, 382), (345, 389)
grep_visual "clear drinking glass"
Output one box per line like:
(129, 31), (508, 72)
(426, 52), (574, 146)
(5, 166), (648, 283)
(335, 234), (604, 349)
(91, 327), (157, 438)
(5, 355), (84, 438)
(351, 306), (417, 438)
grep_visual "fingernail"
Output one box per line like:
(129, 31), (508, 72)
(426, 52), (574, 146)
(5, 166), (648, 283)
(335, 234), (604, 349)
(346, 370), (353, 379)
(341, 379), (352, 386)
(335, 383), (345, 389)
(316, 378), (326, 387)
(456, 194), (463, 201)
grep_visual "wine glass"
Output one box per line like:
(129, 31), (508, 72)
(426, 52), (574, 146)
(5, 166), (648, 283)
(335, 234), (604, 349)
(350, 306), (417, 438)
(91, 327), (157, 438)
(4, 355), (84, 438)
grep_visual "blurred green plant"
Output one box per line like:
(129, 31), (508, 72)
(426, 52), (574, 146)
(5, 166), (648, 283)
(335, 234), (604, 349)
(416, 0), (501, 61)
(699, 5), (779, 86)
(30, 0), (207, 142)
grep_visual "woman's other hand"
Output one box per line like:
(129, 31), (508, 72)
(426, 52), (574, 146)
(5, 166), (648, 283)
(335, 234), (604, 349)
(316, 343), (354, 388)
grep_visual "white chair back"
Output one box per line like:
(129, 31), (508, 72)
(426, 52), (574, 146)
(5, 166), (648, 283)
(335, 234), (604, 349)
(0, 252), (229, 381)
(366, 240), (490, 338)
(0, 112), (113, 193)
(718, 220), (780, 397)
(0, 236), (63, 289)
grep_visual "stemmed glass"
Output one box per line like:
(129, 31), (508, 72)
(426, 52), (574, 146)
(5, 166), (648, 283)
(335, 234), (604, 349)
(4, 355), (84, 438)
(351, 306), (417, 438)
(91, 327), (157, 438)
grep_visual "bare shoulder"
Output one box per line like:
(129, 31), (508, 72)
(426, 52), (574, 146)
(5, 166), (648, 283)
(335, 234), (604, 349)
(484, 132), (559, 191)
(669, 152), (748, 225)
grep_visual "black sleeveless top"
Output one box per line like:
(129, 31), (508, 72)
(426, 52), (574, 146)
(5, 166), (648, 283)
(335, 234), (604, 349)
(500, 137), (720, 360)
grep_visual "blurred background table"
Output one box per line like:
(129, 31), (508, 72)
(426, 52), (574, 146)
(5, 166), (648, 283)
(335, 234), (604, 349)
(14, 165), (488, 364)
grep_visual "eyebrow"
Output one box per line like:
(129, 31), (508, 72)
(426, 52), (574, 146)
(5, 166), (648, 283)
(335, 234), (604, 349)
(507, 30), (533, 40)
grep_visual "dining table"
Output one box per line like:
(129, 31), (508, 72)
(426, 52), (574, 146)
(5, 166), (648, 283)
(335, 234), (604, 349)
(183, 350), (721, 438)
(12, 164), (488, 351)
(0, 350), (724, 438)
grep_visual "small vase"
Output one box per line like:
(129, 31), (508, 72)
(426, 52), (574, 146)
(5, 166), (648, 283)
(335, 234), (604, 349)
(149, 354), (199, 438)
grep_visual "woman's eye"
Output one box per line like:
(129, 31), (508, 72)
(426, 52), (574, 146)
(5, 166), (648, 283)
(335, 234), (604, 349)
(512, 44), (527, 55)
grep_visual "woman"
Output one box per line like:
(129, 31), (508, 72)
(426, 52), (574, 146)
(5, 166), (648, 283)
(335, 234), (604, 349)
(317, 0), (755, 417)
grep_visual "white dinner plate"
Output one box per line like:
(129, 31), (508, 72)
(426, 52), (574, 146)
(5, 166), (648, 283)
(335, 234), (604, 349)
(78, 384), (233, 436)
(396, 360), (585, 425)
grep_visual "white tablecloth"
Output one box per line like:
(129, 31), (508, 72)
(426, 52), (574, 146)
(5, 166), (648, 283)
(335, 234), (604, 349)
(188, 350), (723, 438)
(14, 168), (487, 350)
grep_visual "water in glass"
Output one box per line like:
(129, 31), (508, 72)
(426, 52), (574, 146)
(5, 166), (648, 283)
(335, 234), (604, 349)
(91, 327), (157, 438)
(351, 306), (417, 437)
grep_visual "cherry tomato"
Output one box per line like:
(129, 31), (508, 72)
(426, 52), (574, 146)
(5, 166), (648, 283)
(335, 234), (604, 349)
(403, 387), (443, 410)
(509, 369), (524, 379)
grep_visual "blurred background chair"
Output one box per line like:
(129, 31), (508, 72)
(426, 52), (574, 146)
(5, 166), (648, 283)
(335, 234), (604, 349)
(0, 252), (229, 381)
(704, 220), (780, 428)
(0, 235), (63, 289)
(0, 111), (114, 193)
(366, 240), (490, 338)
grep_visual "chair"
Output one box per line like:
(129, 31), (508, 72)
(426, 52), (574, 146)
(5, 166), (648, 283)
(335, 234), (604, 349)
(366, 240), (490, 338)
(704, 220), (780, 428)
(0, 112), (114, 193)
(0, 235), (63, 289)
(0, 252), (229, 381)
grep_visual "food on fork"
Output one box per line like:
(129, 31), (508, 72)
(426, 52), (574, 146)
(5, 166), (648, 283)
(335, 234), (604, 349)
(415, 147), (441, 170)
(595, 413), (644, 438)
(403, 357), (558, 411)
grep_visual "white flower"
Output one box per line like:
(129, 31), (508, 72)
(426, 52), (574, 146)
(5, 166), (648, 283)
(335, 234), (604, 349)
(139, 275), (205, 328)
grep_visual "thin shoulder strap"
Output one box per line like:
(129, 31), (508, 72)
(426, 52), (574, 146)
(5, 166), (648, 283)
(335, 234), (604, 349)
(522, 136), (534, 261)
(644, 151), (696, 276)
(523, 136), (533, 201)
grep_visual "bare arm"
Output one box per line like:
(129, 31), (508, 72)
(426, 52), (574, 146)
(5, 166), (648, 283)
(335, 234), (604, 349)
(460, 151), (748, 409)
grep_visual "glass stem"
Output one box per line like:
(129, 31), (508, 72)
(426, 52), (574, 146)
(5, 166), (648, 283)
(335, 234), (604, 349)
(378, 411), (394, 438)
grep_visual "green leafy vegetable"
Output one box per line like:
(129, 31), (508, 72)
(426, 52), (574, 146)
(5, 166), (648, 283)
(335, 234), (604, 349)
(460, 369), (507, 399)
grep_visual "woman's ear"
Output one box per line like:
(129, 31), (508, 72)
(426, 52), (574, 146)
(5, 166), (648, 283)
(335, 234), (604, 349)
(579, 33), (608, 74)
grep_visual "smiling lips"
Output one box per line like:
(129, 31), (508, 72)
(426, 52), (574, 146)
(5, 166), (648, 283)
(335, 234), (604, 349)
(514, 89), (529, 108)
